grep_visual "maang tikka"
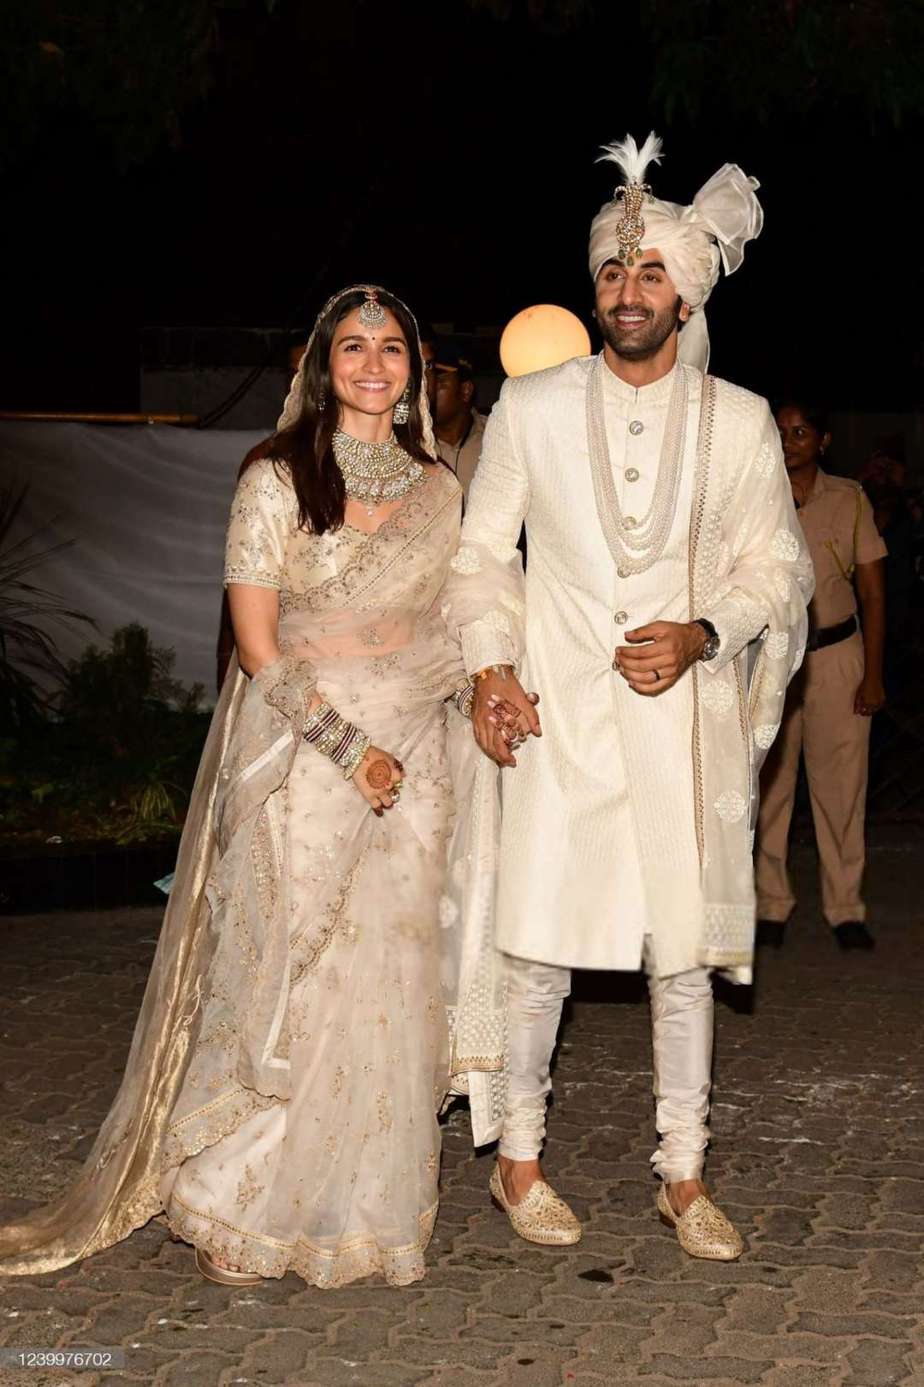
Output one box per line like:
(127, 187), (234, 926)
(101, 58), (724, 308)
(357, 286), (410, 423)
(358, 287), (387, 328)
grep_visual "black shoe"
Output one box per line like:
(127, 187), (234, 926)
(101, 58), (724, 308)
(755, 919), (786, 949)
(833, 921), (876, 951)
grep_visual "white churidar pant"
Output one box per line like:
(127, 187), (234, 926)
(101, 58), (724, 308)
(499, 946), (713, 1183)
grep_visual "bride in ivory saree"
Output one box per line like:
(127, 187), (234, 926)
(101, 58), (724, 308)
(0, 286), (515, 1289)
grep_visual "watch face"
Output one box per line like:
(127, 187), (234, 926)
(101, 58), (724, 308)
(702, 635), (720, 661)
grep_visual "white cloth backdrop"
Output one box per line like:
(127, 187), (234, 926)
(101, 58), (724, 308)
(2, 423), (264, 700)
(3, 412), (919, 703)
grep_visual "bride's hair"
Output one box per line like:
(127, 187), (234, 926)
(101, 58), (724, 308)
(270, 288), (432, 535)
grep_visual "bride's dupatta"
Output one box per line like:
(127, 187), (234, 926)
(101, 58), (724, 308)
(0, 465), (505, 1275)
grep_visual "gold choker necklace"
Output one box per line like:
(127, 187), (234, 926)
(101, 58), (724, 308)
(332, 430), (424, 514)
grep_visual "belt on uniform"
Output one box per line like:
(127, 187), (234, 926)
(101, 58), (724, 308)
(806, 614), (857, 652)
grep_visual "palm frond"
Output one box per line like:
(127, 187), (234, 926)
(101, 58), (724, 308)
(0, 483), (95, 715)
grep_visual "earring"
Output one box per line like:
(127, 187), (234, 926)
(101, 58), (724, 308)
(393, 385), (411, 425)
(317, 390), (327, 411)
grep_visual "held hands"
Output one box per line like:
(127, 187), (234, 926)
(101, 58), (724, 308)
(854, 675), (886, 717)
(352, 746), (404, 816)
(472, 669), (541, 768)
(614, 621), (707, 696)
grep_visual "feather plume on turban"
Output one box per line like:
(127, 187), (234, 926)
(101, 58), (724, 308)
(589, 134), (764, 371)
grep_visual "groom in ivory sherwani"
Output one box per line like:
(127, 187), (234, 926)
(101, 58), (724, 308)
(447, 135), (813, 1259)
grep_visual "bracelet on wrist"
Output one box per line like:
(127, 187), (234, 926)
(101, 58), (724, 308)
(304, 702), (372, 780)
(450, 681), (476, 719)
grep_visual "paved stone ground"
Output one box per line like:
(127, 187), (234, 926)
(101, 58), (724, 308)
(0, 826), (922, 1387)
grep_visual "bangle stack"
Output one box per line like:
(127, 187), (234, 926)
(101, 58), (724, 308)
(451, 681), (476, 719)
(303, 701), (371, 780)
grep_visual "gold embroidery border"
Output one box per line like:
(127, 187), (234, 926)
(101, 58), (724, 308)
(168, 1188), (438, 1262)
(687, 374), (716, 867)
(299, 468), (459, 612)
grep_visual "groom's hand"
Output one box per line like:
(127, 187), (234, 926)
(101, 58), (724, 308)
(472, 667), (541, 767)
(614, 621), (707, 696)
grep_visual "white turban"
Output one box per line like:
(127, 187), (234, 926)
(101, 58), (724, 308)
(589, 136), (764, 371)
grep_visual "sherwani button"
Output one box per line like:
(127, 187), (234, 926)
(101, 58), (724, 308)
(614, 610), (628, 624)
(625, 467), (640, 482)
(629, 420), (644, 435)
(623, 516), (638, 528)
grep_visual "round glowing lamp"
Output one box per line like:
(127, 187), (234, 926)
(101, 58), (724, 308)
(499, 304), (591, 378)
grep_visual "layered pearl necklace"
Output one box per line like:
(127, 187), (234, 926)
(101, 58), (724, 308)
(332, 430), (424, 515)
(584, 354), (688, 578)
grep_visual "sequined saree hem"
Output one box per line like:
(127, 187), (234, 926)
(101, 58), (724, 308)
(166, 1192), (436, 1289)
(160, 1087), (277, 1172)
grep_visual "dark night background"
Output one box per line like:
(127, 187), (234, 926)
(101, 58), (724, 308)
(3, 0), (923, 415)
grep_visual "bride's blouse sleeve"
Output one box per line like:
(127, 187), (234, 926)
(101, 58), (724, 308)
(224, 456), (297, 589)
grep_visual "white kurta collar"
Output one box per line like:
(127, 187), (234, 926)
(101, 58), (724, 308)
(601, 358), (679, 412)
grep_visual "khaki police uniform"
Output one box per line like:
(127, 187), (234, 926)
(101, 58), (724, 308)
(435, 410), (487, 502)
(756, 468), (887, 926)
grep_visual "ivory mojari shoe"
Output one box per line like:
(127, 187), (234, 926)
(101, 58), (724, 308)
(489, 1165), (582, 1245)
(656, 1184), (744, 1261)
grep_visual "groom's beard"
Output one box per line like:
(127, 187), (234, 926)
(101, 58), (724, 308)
(598, 298), (682, 361)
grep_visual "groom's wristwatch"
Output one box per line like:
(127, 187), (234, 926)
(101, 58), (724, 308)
(693, 618), (721, 662)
